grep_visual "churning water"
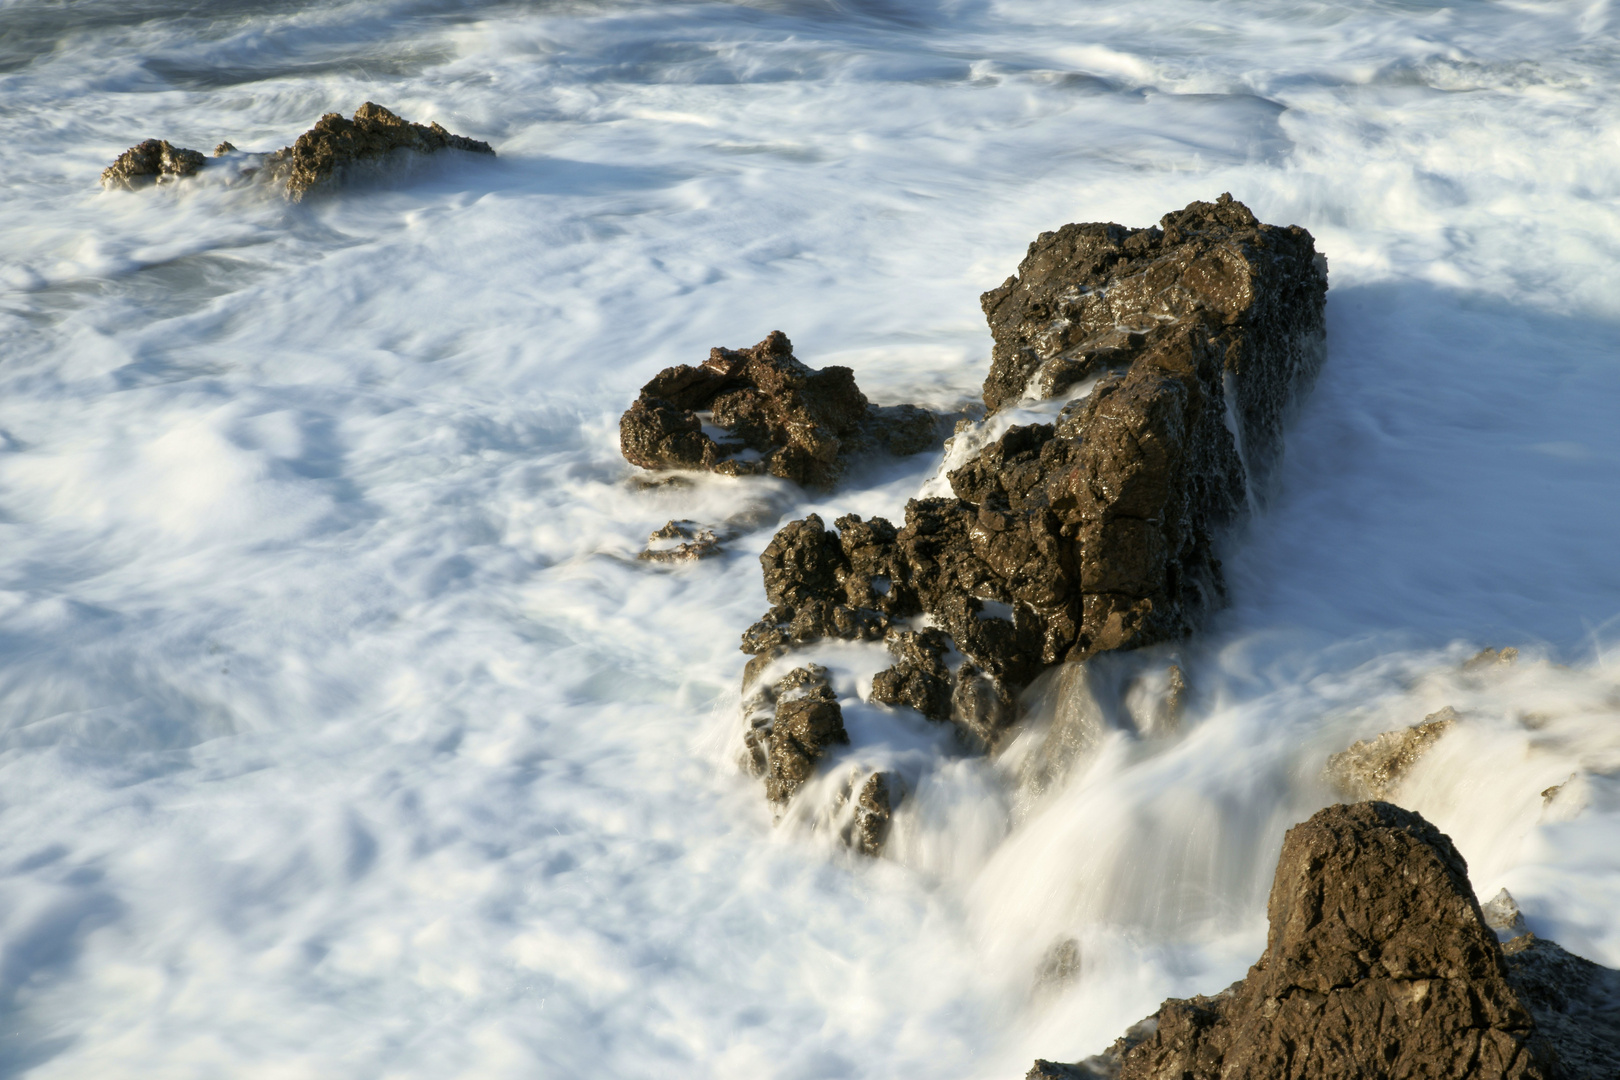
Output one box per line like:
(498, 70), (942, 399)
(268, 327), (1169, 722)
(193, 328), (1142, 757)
(1, 0), (1618, 1075)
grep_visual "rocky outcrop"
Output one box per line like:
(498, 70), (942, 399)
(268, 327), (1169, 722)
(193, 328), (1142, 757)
(1024, 802), (1620, 1080)
(739, 197), (1326, 765)
(101, 103), (492, 198)
(739, 666), (850, 803)
(264, 102), (494, 200)
(101, 140), (206, 188)
(848, 771), (896, 857)
(619, 332), (942, 489)
(1324, 706), (1458, 800)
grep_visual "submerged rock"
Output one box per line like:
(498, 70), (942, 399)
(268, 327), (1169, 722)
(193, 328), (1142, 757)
(847, 771), (897, 857)
(638, 519), (722, 563)
(101, 139), (206, 188)
(1324, 706), (1458, 800)
(737, 195), (1326, 763)
(746, 666), (849, 803)
(619, 331), (944, 489)
(1026, 802), (1603, 1080)
(265, 102), (494, 200)
(101, 103), (493, 199)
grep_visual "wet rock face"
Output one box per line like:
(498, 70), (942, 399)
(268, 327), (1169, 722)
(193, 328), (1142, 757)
(981, 192), (1327, 493)
(1030, 803), (1562, 1080)
(266, 102), (494, 200)
(101, 140), (206, 188)
(741, 666), (850, 804)
(740, 198), (1325, 768)
(1325, 706), (1458, 801)
(620, 332), (942, 489)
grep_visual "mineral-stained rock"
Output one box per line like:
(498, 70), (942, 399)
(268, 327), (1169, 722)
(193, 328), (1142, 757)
(101, 140), (207, 188)
(762, 666), (849, 803)
(740, 198), (1326, 737)
(1027, 802), (1570, 1080)
(619, 331), (944, 489)
(1324, 705), (1458, 800)
(265, 102), (494, 200)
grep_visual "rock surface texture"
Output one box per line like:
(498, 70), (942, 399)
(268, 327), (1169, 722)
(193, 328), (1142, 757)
(619, 331), (941, 489)
(101, 140), (206, 188)
(741, 197), (1327, 757)
(102, 103), (492, 198)
(1026, 802), (1620, 1080)
(1325, 706), (1459, 801)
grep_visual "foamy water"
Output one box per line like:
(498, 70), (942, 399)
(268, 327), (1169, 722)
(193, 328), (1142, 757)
(1, 0), (1618, 1075)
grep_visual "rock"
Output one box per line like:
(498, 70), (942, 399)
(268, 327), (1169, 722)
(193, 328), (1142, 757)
(101, 140), (206, 188)
(761, 666), (849, 803)
(638, 519), (722, 563)
(1502, 934), (1620, 1079)
(1037, 938), (1083, 989)
(265, 102), (494, 200)
(1484, 888), (1532, 943)
(1324, 706), (1458, 800)
(1466, 646), (1520, 671)
(871, 628), (955, 723)
(1029, 802), (1566, 1080)
(739, 198), (1325, 737)
(848, 771), (896, 857)
(213, 141), (237, 156)
(618, 332), (946, 489)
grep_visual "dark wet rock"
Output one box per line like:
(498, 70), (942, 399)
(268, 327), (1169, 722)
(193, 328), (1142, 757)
(761, 666), (848, 803)
(638, 519), (721, 563)
(1502, 934), (1620, 1079)
(265, 102), (494, 201)
(619, 332), (946, 489)
(871, 629), (954, 723)
(1324, 706), (1458, 801)
(1027, 802), (1578, 1080)
(848, 771), (896, 857)
(740, 198), (1325, 734)
(101, 140), (206, 188)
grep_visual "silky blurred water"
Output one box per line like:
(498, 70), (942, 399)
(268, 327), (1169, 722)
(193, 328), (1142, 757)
(0, 0), (1618, 1076)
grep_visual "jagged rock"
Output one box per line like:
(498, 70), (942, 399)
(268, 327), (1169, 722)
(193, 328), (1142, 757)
(1466, 646), (1520, 671)
(848, 771), (896, 857)
(1484, 888), (1532, 943)
(638, 519), (721, 563)
(102, 104), (492, 199)
(1324, 706), (1458, 800)
(101, 140), (206, 188)
(1502, 934), (1620, 1079)
(619, 332), (944, 489)
(1029, 802), (1570, 1080)
(740, 198), (1325, 733)
(265, 102), (494, 200)
(871, 629), (954, 722)
(762, 666), (849, 802)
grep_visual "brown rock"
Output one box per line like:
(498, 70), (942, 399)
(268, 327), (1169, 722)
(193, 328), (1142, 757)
(1325, 706), (1458, 800)
(849, 771), (896, 857)
(762, 666), (849, 803)
(618, 332), (946, 489)
(1029, 803), (1562, 1080)
(637, 520), (721, 563)
(101, 139), (206, 188)
(264, 101), (494, 201)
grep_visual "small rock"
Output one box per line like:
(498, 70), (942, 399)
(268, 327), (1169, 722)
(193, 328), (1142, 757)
(1037, 938), (1082, 989)
(619, 332), (945, 490)
(1324, 705), (1458, 800)
(638, 520), (721, 563)
(101, 139), (207, 189)
(1483, 888), (1532, 943)
(849, 771), (897, 857)
(870, 628), (954, 722)
(763, 667), (848, 803)
(213, 141), (237, 156)
(1466, 646), (1520, 671)
(264, 101), (494, 200)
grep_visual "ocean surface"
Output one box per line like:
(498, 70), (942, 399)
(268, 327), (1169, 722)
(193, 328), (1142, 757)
(1, 0), (1618, 1075)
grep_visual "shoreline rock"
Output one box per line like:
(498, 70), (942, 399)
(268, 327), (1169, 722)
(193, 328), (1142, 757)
(101, 102), (493, 198)
(741, 196), (1327, 768)
(619, 331), (944, 489)
(1024, 802), (1619, 1080)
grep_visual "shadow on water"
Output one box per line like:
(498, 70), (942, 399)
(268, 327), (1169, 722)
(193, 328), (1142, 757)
(1218, 278), (1620, 657)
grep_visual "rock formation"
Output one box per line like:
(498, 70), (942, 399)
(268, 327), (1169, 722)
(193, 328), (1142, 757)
(101, 139), (206, 188)
(264, 102), (494, 200)
(101, 103), (493, 198)
(619, 331), (942, 489)
(739, 666), (850, 803)
(1324, 706), (1458, 801)
(740, 196), (1327, 761)
(1025, 802), (1620, 1080)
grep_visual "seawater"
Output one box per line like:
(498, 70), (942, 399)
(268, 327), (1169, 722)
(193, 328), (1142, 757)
(0, 0), (1617, 1076)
